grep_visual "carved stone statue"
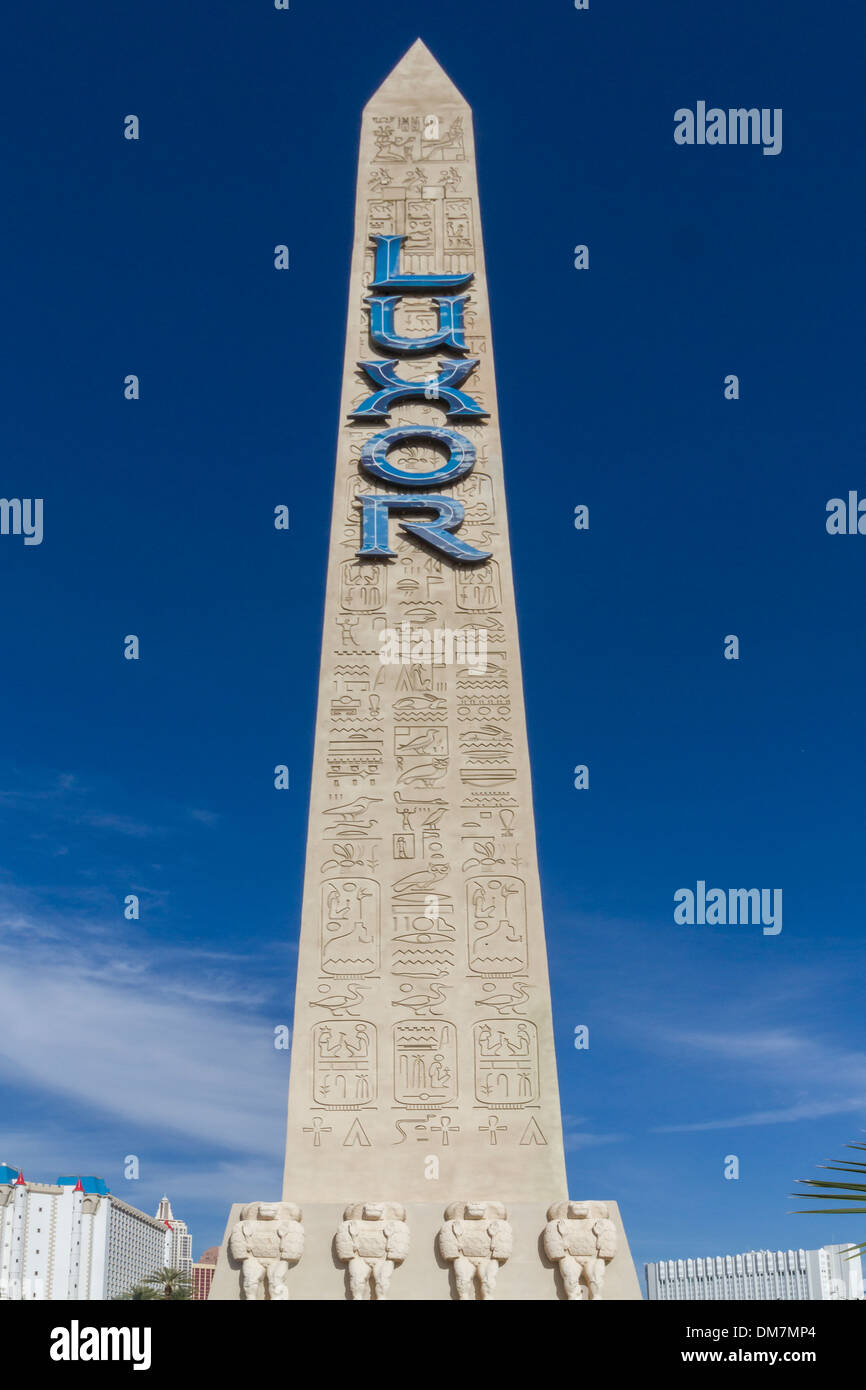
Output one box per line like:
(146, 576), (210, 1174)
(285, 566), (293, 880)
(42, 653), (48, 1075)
(229, 1201), (304, 1300)
(335, 1202), (410, 1299)
(438, 1201), (513, 1299)
(543, 1200), (617, 1300)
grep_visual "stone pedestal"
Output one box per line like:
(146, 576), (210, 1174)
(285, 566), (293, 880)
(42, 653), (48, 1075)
(209, 1200), (642, 1300)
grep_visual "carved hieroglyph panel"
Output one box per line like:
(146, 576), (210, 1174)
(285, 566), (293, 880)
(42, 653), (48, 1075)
(393, 1020), (458, 1107)
(341, 560), (388, 611)
(466, 877), (528, 976)
(473, 1020), (539, 1108)
(282, 41), (567, 1205)
(320, 879), (380, 976)
(312, 1021), (377, 1108)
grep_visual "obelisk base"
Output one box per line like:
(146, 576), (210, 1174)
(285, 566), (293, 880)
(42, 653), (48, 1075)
(208, 1200), (642, 1301)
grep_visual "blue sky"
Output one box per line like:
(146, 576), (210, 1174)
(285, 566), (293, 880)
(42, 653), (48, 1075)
(2, 0), (865, 1286)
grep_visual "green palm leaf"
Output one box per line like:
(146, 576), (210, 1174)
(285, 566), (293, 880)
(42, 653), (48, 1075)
(791, 1139), (866, 1260)
(142, 1265), (193, 1300)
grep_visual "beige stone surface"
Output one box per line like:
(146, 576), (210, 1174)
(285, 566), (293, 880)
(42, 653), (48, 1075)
(209, 1201), (642, 1301)
(210, 40), (641, 1300)
(282, 37), (567, 1207)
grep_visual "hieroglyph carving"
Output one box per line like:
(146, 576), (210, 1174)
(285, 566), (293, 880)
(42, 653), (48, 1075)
(321, 878), (380, 976)
(438, 1201), (512, 1300)
(473, 1019), (539, 1106)
(281, 40), (569, 1213)
(393, 1020), (457, 1106)
(312, 1020), (377, 1107)
(335, 1202), (410, 1300)
(229, 1202), (304, 1301)
(543, 1201), (618, 1300)
(467, 876), (527, 975)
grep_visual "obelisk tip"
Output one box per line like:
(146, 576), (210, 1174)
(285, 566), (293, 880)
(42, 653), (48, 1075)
(365, 39), (468, 110)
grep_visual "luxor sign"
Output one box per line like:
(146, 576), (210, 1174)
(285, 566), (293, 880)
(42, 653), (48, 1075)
(353, 234), (490, 564)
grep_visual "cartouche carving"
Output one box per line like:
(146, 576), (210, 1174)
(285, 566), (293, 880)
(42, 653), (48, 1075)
(312, 1020), (377, 1107)
(473, 1019), (539, 1106)
(278, 42), (577, 1242)
(393, 1020), (457, 1106)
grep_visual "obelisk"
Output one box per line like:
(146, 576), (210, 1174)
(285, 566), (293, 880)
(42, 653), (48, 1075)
(210, 40), (640, 1300)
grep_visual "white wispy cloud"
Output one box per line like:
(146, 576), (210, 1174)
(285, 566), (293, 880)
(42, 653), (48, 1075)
(654, 1098), (866, 1133)
(80, 812), (160, 838)
(0, 892), (291, 1159)
(0, 959), (289, 1157)
(552, 911), (866, 1137)
(564, 1130), (627, 1151)
(648, 1027), (866, 1132)
(0, 769), (222, 846)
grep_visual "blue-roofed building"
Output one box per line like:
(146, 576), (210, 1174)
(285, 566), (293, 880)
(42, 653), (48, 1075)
(0, 1167), (177, 1298)
(57, 1176), (110, 1196)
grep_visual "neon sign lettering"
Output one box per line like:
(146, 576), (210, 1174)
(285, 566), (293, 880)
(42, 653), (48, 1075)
(354, 234), (490, 563)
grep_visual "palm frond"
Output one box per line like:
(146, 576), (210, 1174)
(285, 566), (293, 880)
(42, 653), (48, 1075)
(796, 1207), (866, 1216)
(794, 1181), (866, 1195)
(792, 1139), (866, 1262)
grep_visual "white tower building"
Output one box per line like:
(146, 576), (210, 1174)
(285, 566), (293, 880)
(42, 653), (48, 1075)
(0, 1166), (175, 1299)
(646, 1244), (865, 1300)
(155, 1195), (193, 1274)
